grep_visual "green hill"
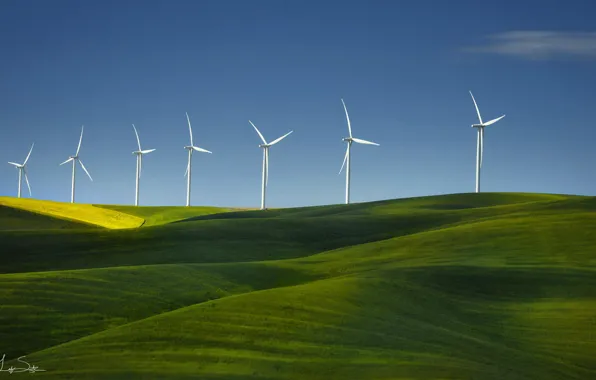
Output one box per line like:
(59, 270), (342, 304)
(0, 205), (95, 230)
(95, 204), (233, 226)
(0, 193), (594, 379)
(0, 197), (144, 229)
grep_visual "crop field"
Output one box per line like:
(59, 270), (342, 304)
(0, 192), (594, 379)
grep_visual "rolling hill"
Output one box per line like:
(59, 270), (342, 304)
(0, 192), (594, 379)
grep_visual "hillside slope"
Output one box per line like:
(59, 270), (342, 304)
(1, 193), (594, 379)
(0, 197), (144, 229)
(0, 205), (95, 230)
(96, 204), (232, 226)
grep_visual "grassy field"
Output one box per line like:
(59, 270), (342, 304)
(0, 192), (594, 379)
(95, 204), (233, 226)
(0, 197), (144, 229)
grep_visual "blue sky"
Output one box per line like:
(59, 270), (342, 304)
(1, 0), (595, 207)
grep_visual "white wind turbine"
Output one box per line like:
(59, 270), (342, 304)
(249, 120), (293, 210)
(132, 124), (156, 206)
(8, 143), (34, 198)
(60, 125), (93, 203)
(469, 91), (506, 193)
(183, 112), (212, 207)
(338, 99), (379, 204)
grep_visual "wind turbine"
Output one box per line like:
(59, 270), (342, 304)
(8, 143), (34, 198)
(338, 99), (379, 205)
(132, 124), (156, 206)
(249, 120), (293, 210)
(469, 91), (506, 193)
(183, 112), (212, 207)
(60, 125), (93, 203)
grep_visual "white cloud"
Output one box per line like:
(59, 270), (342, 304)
(465, 31), (596, 60)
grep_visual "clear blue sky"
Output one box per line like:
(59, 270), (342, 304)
(1, 0), (595, 207)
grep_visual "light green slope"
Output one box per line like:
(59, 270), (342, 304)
(19, 267), (596, 379)
(285, 208), (596, 276)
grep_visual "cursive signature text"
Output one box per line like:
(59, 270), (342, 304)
(0, 354), (46, 374)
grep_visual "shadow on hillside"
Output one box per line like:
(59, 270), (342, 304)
(170, 200), (401, 223)
(172, 192), (579, 224)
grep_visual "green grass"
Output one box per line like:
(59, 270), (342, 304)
(0, 197), (144, 229)
(0, 192), (594, 379)
(95, 205), (233, 226)
(0, 205), (95, 230)
(0, 262), (315, 358)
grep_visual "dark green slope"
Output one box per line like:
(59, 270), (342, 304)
(0, 205), (96, 230)
(0, 262), (315, 358)
(0, 193), (583, 274)
(0, 208), (467, 274)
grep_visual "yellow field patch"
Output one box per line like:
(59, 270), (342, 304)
(0, 197), (144, 229)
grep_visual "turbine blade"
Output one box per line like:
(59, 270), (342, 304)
(483, 114), (506, 126)
(192, 146), (212, 154)
(352, 137), (380, 146)
(78, 159), (93, 181)
(76, 125), (84, 156)
(249, 120), (267, 144)
(60, 157), (74, 166)
(266, 148), (269, 186)
(8, 162), (21, 167)
(139, 155), (143, 178)
(140, 149), (156, 154)
(184, 159), (189, 177)
(23, 168), (31, 196)
(469, 91), (483, 125)
(341, 98), (352, 138)
(186, 112), (194, 146)
(23, 142), (34, 165)
(132, 124), (142, 151)
(339, 144), (349, 175)
(269, 130), (293, 146)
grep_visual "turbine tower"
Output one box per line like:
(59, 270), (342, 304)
(469, 91), (506, 193)
(132, 124), (156, 206)
(8, 143), (34, 198)
(249, 120), (293, 210)
(184, 112), (212, 207)
(338, 99), (379, 205)
(60, 125), (93, 203)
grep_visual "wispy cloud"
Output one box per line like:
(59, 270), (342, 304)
(464, 31), (596, 60)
